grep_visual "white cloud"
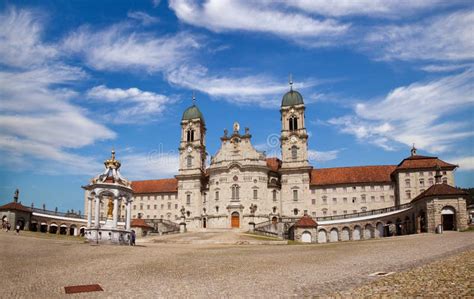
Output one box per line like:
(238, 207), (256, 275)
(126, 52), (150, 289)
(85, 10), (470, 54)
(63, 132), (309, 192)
(169, 0), (348, 39)
(329, 70), (474, 153)
(166, 65), (317, 106)
(121, 151), (179, 180)
(448, 156), (474, 171)
(0, 7), (116, 175)
(308, 149), (339, 162)
(127, 11), (159, 25)
(281, 0), (452, 18)
(420, 63), (474, 73)
(62, 24), (200, 72)
(0, 7), (57, 68)
(86, 85), (173, 123)
(365, 10), (474, 61)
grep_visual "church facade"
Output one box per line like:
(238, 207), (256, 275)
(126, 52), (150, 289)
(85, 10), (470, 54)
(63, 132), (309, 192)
(84, 86), (462, 232)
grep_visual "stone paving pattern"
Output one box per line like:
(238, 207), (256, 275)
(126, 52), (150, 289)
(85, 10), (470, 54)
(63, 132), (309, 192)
(0, 231), (472, 298)
(332, 249), (473, 298)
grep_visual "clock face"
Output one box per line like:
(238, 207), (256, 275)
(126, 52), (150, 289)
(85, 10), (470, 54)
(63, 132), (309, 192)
(187, 146), (193, 153)
(290, 136), (298, 143)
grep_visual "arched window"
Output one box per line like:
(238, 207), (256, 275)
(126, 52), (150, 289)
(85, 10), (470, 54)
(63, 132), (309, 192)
(186, 129), (195, 142)
(293, 208), (299, 215)
(288, 116), (298, 131)
(291, 146), (297, 160)
(293, 189), (298, 201)
(231, 185), (240, 200)
(405, 179), (411, 187)
(272, 190), (277, 201)
(186, 156), (192, 168)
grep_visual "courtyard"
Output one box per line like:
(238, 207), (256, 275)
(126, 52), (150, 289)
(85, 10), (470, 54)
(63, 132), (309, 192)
(0, 231), (472, 297)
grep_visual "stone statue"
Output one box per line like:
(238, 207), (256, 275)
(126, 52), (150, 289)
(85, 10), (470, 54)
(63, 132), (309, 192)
(107, 198), (114, 217)
(180, 206), (186, 217)
(233, 122), (240, 133)
(224, 129), (228, 137)
(13, 189), (19, 203)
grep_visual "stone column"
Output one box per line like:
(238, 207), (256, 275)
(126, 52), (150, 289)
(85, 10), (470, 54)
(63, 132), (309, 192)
(112, 196), (119, 228)
(87, 197), (93, 228)
(94, 196), (101, 228)
(126, 199), (132, 230)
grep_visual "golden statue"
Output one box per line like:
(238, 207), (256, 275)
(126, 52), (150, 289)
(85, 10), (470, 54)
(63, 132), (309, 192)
(107, 198), (114, 218)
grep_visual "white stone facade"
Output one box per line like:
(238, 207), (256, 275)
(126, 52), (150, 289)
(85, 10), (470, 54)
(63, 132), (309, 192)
(84, 90), (459, 232)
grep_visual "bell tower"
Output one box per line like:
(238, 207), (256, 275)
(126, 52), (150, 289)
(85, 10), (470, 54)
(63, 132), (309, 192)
(178, 95), (206, 175)
(279, 76), (312, 218)
(280, 77), (309, 169)
(176, 95), (206, 227)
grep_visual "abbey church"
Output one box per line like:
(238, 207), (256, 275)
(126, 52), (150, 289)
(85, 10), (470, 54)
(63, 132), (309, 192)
(83, 85), (468, 234)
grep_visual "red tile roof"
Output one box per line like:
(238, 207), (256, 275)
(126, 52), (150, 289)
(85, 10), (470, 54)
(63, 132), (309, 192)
(0, 202), (32, 213)
(396, 155), (457, 171)
(310, 165), (396, 186)
(411, 184), (468, 203)
(131, 218), (153, 228)
(131, 179), (178, 194)
(294, 215), (317, 228)
(266, 157), (281, 172)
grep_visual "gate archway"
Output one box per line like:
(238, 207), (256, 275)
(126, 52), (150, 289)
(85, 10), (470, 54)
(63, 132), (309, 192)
(441, 206), (456, 231)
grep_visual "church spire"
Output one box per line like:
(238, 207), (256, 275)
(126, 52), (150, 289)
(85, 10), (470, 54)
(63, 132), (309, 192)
(289, 73), (293, 91)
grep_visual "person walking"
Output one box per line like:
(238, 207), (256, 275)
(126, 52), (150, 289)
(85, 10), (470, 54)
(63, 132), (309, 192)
(15, 224), (20, 235)
(6, 222), (11, 232)
(130, 230), (136, 246)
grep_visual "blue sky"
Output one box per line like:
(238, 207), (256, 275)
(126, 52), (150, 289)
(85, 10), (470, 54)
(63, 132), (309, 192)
(0, 0), (473, 212)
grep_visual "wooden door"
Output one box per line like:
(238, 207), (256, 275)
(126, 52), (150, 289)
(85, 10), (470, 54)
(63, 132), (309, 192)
(231, 212), (240, 228)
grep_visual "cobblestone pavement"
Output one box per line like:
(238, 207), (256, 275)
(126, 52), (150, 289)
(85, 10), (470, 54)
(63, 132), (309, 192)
(332, 249), (474, 298)
(0, 231), (472, 298)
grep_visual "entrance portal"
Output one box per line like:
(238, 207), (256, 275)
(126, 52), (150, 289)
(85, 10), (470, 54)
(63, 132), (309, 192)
(441, 207), (456, 230)
(231, 212), (240, 228)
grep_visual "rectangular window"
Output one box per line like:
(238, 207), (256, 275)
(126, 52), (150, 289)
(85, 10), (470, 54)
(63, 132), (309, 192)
(371, 196), (375, 202)
(253, 189), (258, 199)
(140, 204), (143, 210)
(380, 195), (385, 201)
(419, 179), (425, 187)
(332, 210), (337, 215)
(272, 190), (277, 201)
(215, 191), (219, 201)
(343, 210), (347, 214)
(293, 190), (298, 201)
(311, 198), (316, 205)
(361, 195), (366, 203)
(154, 205), (157, 210)
(343, 197), (347, 203)
(332, 197), (337, 203)
(168, 202), (171, 210)
(322, 196), (327, 204)
(406, 191), (411, 199)
(186, 194), (191, 205)
(147, 205), (150, 209)
(175, 204), (178, 209)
